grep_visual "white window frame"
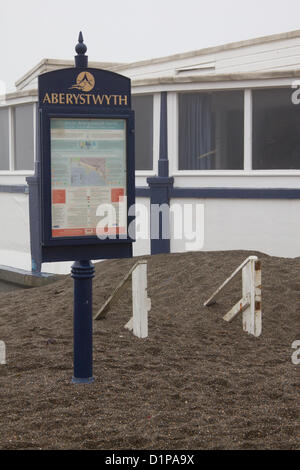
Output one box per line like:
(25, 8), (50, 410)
(159, 78), (300, 178)
(0, 99), (37, 177)
(244, 89), (252, 171)
(0, 105), (12, 172)
(132, 92), (158, 182)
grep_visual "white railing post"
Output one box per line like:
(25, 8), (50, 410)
(94, 259), (151, 339)
(0, 341), (6, 376)
(132, 262), (151, 338)
(0, 341), (5, 365)
(242, 257), (262, 337)
(254, 259), (262, 337)
(204, 256), (262, 337)
(125, 261), (151, 339)
(242, 257), (255, 335)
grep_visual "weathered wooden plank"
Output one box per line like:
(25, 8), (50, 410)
(94, 260), (147, 320)
(223, 295), (250, 322)
(242, 258), (262, 337)
(124, 262), (151, 338)
(0, 341), (6, 376)
(132, 262), (150, 339)
(124, 317), (133, 331)
(242, 260), (255, 335)
(204, 256), (258, 306)
(204, 256), (262, 338)
(0, 341), (5, 365)
(254, 260), (262, 337)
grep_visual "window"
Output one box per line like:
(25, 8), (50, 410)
(253, 88), (300, 170)
(178, 91), (244, 170)
(0, 108), (9, 170)
(132, 95), (153, 171)
(14, 104), (34, 171)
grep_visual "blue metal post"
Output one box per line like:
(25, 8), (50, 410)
(71, 260), (95, 384)
(70, 34), (95, 384)
(147, 91), (174, 254)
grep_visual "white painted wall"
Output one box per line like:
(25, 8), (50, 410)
(170, 197), (300, 258)
(0, 192), (74, 274)
(0, 192), (31, 270)
(133, 197), (151, 257)
(1, 190), (300, 278)
(0, 191), (151, 275)
(172, 173), (300, 188)
(0, 191), (75, 274)
(204, 198), (300, 258)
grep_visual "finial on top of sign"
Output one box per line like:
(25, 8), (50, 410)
(75, 31), (88, 69)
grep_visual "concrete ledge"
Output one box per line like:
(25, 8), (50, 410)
(0, 265), (63, 288)
(0, 185), (29, 194)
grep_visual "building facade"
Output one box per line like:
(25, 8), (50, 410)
(1, 31), (300, 274)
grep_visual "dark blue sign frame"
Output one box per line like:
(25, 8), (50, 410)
(38, 67), (135, 263)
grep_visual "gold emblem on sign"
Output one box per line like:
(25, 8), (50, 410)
(70, 71), (95, 92)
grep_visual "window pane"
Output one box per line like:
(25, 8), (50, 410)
(14, 104), (34, 170)
(253, 88), (300, 169)
(132, 95), (153, 170)
(178, 91), (244, 170)
(0, 108), (9, 170)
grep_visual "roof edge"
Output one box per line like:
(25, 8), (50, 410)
(15, 29), (300, 90)
(132, 68), (300, 87)
(114, 29), (300, 72)
(15, 58), (126, 90)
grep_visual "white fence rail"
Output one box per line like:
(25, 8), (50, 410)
(125, 261), (151, 339)
(0, 341), (5, 365)
(204, 256), (262, 337)
(94, 260), (151, 339)
(0, 340), (6, 376)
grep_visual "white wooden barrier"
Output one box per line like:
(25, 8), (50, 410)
(204, 256), (262, 337)
(94, 260), (146, 320)
(125, 261), (151, 339)
(0, 341), (5, 365)
(94, 260), (151, 339)
(0, 341), (6, 376)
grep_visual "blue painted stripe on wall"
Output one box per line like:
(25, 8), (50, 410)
(2, 184), (300, 199)
(135, 187), (150, 197)
(135, 187), (300, 199)
(0, 185), (28, 194)
(171, 187), (300, 199)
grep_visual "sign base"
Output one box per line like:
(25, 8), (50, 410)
(71, 376), (94, 384)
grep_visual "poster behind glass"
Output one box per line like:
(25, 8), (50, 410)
(50, 118), (127, 238)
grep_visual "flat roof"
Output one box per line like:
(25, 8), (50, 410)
(11, 28), (300, 94)
(15, 58), (125, 90)
(113, 29), (300, 72)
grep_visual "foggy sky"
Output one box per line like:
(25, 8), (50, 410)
(2, 0), (300, 92)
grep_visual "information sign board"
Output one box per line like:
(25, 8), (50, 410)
(38, 67), (135, 262)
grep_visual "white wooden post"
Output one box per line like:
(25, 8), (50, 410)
(242, 257), (262, 336)
(0, 341), (5, 365)
(242, 257), (262, 337)
(95, 260), (145, 320)
(204, 256), (262, 337)
(242, 259), (254, 334)
(0, 341), (6, 376)
(254, 259), (262, 337)
(125, 261), (151, 338)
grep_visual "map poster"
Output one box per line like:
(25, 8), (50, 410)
(50, 118), (127, 238)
